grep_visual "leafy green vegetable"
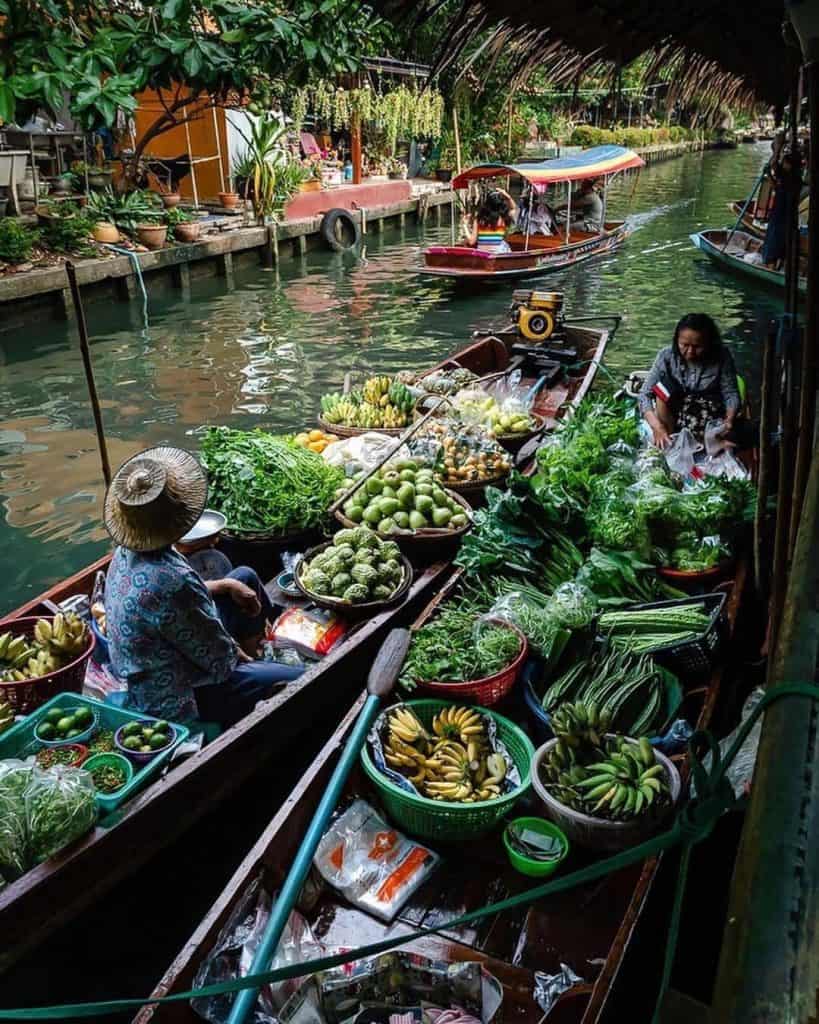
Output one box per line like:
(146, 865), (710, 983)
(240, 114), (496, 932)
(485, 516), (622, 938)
(25, 765), (97, 865)
(201, 427), (345, 534)
(0, 761), (33, 882)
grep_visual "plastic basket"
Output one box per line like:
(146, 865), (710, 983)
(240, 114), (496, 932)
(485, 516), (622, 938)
(598, 592), (728, 681)
(360, 699), (535, 841)
(114, 721), (178, 766)
(0, 617), (95, 714)
(81, 753), (134, 814)
(0, 692), (189, 816)
(35, 707), (98, 747)
(413, 620), (528, 707)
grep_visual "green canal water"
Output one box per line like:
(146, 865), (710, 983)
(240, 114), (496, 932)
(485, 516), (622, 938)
(0, 144), (776, 612)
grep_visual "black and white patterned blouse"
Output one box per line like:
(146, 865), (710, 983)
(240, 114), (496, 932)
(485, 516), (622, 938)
(638, 345), (740, 416)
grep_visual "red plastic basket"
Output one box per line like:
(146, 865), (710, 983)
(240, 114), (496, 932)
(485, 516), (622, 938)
(414, 619), (528, 707)
(0, 617), (95, 715)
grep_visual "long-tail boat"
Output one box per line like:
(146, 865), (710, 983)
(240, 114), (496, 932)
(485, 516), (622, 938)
(133, 557), (747, 1024)
(0, 315), (611, 972)
(690, 228), (806, 293)
(421, 146), (644, 283)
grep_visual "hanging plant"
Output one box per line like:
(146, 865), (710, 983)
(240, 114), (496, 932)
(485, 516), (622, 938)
(350, 86), (373, 123)
(291, 88), (308, 135)
(334, 88), (351, 129)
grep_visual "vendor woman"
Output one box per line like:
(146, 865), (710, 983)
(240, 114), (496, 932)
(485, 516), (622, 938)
(103, 447), (303, 727)
(639, 313), (741, 449)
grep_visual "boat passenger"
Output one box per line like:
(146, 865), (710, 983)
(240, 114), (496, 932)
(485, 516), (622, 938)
(557, 177), (604, 233)
(463, 188), (516, 251)
(102, 447), (303, 728)
(762, 150), (799, 270)
(638, 313), (741, 449)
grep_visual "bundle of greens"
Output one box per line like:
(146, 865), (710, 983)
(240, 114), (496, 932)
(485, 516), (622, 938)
(25, 765), (97, 864)
(540, 647), (676, 738)
(0, 761), (32, 883)
(400, 605), (522, 688)
(201, 427), (345, 535)
(599, 602), (713, 655)
(575, 548), (686, 607)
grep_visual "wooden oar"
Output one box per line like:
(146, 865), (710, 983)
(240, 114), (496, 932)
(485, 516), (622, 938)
(227, 627), (411, 1024)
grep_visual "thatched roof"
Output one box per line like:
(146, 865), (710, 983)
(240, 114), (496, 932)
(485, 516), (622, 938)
(377, 0), (795, 111)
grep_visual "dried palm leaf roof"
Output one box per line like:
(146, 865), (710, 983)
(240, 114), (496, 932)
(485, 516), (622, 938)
(377, 0), (794, 109)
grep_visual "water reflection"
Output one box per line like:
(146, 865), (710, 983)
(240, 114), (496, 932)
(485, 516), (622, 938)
(0, 144), (777, 609)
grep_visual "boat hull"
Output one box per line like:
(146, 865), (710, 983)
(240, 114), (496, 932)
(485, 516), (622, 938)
(422, 223), (629, 282)
(690, 228), (806, 294)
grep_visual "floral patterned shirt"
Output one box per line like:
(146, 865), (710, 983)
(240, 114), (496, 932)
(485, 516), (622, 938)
(104, 546), (237, 723)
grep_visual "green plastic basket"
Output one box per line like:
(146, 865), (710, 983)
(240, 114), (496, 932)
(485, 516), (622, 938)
(361, 699), (535, 841)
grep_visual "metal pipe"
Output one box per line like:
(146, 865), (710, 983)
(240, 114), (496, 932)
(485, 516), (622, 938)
(565, 185), (571, 245)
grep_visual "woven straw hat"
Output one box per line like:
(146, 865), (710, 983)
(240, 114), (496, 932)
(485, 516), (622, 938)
(103, 446), (208, 552)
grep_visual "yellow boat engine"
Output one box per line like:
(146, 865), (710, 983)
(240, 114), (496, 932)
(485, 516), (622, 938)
(510, 290), (565, 342)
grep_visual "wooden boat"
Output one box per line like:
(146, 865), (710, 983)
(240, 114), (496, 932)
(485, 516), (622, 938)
(729, 198), (808, 255)
(690, 228), (806, 294)
(0, 319), (611, 973)
(421, 146), (643, 283)
(134, 560), (747, 1024)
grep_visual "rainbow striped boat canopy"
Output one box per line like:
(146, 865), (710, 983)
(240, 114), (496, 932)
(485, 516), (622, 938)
(451, 145), (645, 193)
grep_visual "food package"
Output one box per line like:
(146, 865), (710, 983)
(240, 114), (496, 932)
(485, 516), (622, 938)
(323, 434), (402, 477)
(269, 607), (347, 659)
(412, 420), (511, 486)
(24, 764), (97, 864)
(191, 874), (326, 1024)
(0, 760), (33, 883)
(279, 951), (503, 1024)
(313, 799), (440, 922)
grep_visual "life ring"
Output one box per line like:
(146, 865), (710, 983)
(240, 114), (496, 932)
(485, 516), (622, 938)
(320, 209), (361, 252)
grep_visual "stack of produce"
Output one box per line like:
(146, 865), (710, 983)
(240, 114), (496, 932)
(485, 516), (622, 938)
(539, 702), (672, 820)
(340, 461), (469, 534)
(415, 368), (478, 396)
(418, 421), (511, 487)
(321, 376), (415, 430)
(116, 719), (174, 755)
(299, 529), (405, 605)
(380, 705), (509, 803)
(35, 704), (95, 742)
(400, 605), (521, 689)
(86, 759), (129, 794)
(201, 427), (345, 535)
(293, 428), (339, 454)
(0, 613), (90, 684)
(454, 392), (534, 436)
(599, 602), (712, 655)
(540, 648), (672, 737)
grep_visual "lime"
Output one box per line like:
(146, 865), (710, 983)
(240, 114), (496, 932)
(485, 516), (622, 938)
(141, 727), (155, 742)
(122, 722), (142, 738)
(56, 716), (75, 734)
(66, 728), (82, 738)
(73, 707), (93, 726)
(148, 732), (169, 750)
(153, 720), (170, 733)
(45, 708), (63, 725)
(37, 722), (56, 740)
(140, 745), (152, 753)
(122, 735), (141, 751)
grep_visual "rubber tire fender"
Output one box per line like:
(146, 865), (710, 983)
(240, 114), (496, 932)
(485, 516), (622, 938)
(320, 208), (361, 252)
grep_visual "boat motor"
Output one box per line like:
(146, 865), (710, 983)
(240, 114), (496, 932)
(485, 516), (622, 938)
(510, 290), (566, 342)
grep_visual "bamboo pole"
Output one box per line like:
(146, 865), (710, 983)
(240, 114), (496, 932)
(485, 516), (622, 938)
(507, 95), (514, 161)
(64, 263), (112, 488)
(754, 327), (777, 597)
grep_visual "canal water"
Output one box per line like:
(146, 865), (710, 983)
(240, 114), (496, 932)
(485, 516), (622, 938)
(0, 143), (775, 611)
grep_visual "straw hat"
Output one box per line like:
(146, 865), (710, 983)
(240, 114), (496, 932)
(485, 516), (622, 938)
(103, 446), (208, 552)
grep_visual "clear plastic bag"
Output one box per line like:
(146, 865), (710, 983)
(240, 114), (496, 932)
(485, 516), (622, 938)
(665, 428), (702, 477)
(313, 799), (440, 922)
(414, 419), (511, 486)
(547, 582), (597, 629)
(692, 688), (764, 799)
(322, 434), (401, 477)
(488, 592), (564, 661)
(0, 760), (33, 882)
(700, 451), (751, 480)
(191, 874), (325, 1024)
(533, 964), (584, 1015)
(25, 764), (97, 864)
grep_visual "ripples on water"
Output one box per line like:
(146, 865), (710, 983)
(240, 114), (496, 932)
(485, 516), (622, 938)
(0, 145), (778, 608)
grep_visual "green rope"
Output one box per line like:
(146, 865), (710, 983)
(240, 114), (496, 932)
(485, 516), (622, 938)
(0, 681), (815, 1021)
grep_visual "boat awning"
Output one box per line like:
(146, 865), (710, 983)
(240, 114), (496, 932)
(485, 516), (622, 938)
(451, 145), (645, 192)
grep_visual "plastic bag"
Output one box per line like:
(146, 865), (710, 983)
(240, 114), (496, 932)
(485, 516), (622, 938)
(700, 451), (751, 481)
(25, 764), (97, 864)
(692, 688), (764, 800)
(547, 582), (597, 629)
(489, 592), (567, 662)
(322, 434), (401, 477)
(413, 419), (511, 486)
(313, 799), (440, 922)
(0, 760), (33, 882)
(533, 964), (584, 1015)
(191, 874), (325, 1024)
(268, 607), (347, 659)
(665, 428), (702, 476)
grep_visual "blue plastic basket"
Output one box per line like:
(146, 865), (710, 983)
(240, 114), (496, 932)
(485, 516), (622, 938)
(0, 692), (189, 817)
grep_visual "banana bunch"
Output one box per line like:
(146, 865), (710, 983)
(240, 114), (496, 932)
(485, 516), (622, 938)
(0, 614), (90, 683)
(387, 380), (414, 415)
(540, 703), (671, 821)
(362, 375), (392, 406)
(0, 699), (14, 734)
(550, 700), (612, 748)
(381, 704), (508, 803)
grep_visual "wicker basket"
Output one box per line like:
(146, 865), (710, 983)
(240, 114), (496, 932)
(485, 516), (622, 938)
(361, 699), (535, 841)
(494, 413), (547, 456)
(413, 619), (528, 707)
(439, 469), (510, 507)
(294, 541), (413, 622)
(316, 417), (408, 439)
(0, 617), (95, 715)
(334, 490), (473, 563)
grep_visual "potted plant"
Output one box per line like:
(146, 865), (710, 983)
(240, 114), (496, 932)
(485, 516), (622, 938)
(91, 220), (120, 244)
(386, 157), (407, 180)
(298, 157), (323, 192)
(51, 173), (73, 196)
(87, 164), (114, 189)
(160, 189), (181, 209)
(232, 151), (255, 201)
(166, 206), (201, 243)
(218, 179), (241, 209)
(134, 211), (168, 249)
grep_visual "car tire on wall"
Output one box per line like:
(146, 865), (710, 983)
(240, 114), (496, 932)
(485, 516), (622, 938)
(320, 209), (361, 252)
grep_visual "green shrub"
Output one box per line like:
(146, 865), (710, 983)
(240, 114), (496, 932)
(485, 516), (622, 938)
(42, 213), (94, 254)
(0, 219), (40, 264)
